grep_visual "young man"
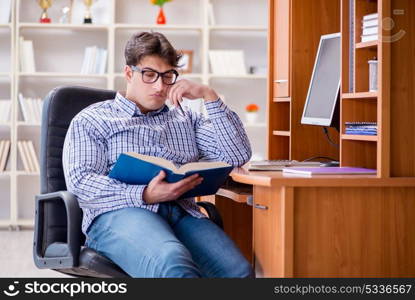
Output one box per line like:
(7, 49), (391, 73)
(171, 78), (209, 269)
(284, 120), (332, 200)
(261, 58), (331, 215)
(63, 32), (253, 278)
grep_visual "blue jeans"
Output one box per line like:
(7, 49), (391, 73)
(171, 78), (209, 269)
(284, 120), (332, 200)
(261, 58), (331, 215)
(85, 202), (254, 278)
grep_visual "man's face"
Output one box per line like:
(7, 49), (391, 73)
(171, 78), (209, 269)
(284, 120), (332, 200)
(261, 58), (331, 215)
(125, 55), (175, 113)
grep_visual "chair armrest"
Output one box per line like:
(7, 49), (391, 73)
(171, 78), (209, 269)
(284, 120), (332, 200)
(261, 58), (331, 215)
(33, 191), (82, 269)
(197, 201), (224, 229)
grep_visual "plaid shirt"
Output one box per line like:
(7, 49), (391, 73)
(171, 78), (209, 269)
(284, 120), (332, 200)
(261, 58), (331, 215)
(63, 92), (252, 234)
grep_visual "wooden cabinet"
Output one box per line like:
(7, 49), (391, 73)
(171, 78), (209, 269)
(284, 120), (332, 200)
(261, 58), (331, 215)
(272, 0), (290, 98)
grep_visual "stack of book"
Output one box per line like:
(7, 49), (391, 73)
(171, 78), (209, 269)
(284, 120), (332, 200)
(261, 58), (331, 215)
(80, 46), (108, 74)
(361, 13), (378, 43)
(0, 100), (11, 123)
(345, 122), (377, 136)
(0, 140), (11, 172)
(17, 140), (40, 173)
(0, 0), (12, 24)
(208, 50), (247, 75)
(19, 37), (36, 73)
(19, 94), (43, 124)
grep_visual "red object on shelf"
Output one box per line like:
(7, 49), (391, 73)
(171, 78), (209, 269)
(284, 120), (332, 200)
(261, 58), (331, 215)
(40, 18), (51, 23)
(156, 7), (166, 24)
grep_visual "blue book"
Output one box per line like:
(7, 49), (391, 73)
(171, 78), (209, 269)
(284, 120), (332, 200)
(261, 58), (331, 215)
(109, 152), (233, 198)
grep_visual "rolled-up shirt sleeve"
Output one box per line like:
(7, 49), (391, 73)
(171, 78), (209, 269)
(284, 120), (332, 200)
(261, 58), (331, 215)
(193, 98), (252, 167)
(62, 115), (147, 210)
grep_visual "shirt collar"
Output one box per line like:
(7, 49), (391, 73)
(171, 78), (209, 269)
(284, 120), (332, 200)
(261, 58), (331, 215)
(115, 92), (169, 117)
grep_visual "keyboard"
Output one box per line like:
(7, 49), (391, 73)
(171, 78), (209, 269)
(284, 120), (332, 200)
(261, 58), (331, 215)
(248, 160), (322, 171)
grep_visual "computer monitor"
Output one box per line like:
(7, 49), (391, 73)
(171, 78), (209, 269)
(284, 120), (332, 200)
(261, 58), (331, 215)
(301, 33), (341, 130)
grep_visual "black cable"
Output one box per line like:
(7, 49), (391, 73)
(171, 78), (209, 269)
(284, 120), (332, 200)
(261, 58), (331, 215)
(323, 127), (339, 148)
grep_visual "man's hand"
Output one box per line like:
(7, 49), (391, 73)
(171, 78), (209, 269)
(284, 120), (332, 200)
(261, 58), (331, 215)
(167, 79), (219, 107)
(143, 171), (203, 204)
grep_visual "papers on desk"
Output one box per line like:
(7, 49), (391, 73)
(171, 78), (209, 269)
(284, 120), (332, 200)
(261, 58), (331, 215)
(282, 167), (377, 176)
(248, 160), (321, 171)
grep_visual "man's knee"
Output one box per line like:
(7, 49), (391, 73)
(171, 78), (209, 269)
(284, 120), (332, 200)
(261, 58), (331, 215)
(156, 241), (202, 278)
(227, 259), (255, 278)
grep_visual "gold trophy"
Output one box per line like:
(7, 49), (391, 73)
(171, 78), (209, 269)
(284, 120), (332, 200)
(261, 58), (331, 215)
(38, 0), (53, 23)
(83, 0), (94, 24)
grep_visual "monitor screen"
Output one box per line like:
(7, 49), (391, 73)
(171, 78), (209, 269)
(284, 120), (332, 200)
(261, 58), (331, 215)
(301, 33), (341, 127)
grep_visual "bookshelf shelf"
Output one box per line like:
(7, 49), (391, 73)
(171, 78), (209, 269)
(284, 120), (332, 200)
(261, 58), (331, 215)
(244, 123), (266, 128)
(342, 92), (378, 99)
(0, 72), (11, 77)
(16, 171), (40, 176)
(208, 74), (267, 79)
(0, 24), (12, 29)
(209, 25), (267, 31)
(273, 130), (290, 137)
(273, 97), (291, 103)
(341, 134), (378, 142)
(18, 72), (108, 78)
(355, 40), (378, 49)
(17, 122), (40, 127)
(0, 172), (11, 177)
(18, 23), (110, 31)
(115, 24), (203, 31)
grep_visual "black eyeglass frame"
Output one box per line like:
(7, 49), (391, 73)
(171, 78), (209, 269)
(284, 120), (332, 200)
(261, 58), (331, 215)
(129, 65), (179, 85)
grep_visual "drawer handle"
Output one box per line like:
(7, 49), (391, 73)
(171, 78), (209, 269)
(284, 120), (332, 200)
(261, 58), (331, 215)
(254, 203), (268, 210)
(274, 79), (288, 83)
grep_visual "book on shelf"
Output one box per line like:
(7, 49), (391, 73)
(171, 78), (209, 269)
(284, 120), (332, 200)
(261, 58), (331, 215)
(207, 1), (216, 26)
(19, 93), (43, 124)
(19, 37), (36, 73)
(208, 50), (247, 75)
(81, 46), (108, 74)
(363, 13), (378, 21)
(361, 13), (379, 43)
(108, 152), (233, 198)
(345, 122), (377, 136)
(0, 140), (11, 172)
(17, 141), (30, 172)
(362, 19), (378, 28)
(361, 34), (378, 43)
(282, 167), (377, 176)
(17, 140), (39, 173)
(26, 140), (40, 172)
(0, 0), (12, 24)
(362, 26), (378, 36)
(0, 100), (11, 123)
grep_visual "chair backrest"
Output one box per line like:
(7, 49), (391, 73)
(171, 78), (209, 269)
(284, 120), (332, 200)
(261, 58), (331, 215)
(39, 86), (116, 247)
(40, 86), (116, 194)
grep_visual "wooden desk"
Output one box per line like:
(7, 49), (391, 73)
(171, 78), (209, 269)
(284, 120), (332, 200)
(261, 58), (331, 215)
(215, 168), (415, 278)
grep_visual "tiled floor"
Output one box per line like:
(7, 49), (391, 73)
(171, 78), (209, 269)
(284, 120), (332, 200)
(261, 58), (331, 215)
(0, 230), (70, 278)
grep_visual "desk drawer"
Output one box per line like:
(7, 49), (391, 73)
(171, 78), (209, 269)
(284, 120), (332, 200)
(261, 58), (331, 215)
(253, 186), (293, 278)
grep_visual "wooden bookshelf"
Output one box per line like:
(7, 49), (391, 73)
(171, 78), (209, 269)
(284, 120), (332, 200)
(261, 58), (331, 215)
(268, 0), (340, 161)
(268, 0), (414, 177)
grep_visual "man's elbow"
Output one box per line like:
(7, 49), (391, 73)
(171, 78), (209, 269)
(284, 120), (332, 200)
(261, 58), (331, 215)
(227, 149), (252, 167)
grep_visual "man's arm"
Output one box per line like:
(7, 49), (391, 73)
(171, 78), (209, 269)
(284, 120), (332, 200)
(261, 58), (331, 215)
(62, 116), (147, 210)
(168, 79), (252, 167)
(194, 98), (252, 166)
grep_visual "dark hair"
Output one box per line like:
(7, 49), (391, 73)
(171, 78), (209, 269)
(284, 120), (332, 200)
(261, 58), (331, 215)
(124, 31), (182, 67)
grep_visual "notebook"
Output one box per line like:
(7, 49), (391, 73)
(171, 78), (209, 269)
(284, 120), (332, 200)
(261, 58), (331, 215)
(282, 167), (377, 176)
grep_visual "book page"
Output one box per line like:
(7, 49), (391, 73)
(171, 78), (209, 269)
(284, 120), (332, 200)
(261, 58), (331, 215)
(125, 152), (178, 172)
(178, 161), (231, 174)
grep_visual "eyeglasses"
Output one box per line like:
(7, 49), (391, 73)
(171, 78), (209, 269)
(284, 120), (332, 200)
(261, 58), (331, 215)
(130, 65), (179, 85)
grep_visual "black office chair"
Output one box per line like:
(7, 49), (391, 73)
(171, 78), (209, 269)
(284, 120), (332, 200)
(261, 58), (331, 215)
(33, 86), (224, 278)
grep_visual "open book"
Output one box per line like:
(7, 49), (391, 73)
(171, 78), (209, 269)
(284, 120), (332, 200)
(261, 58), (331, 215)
(109, 152), (233, 198)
